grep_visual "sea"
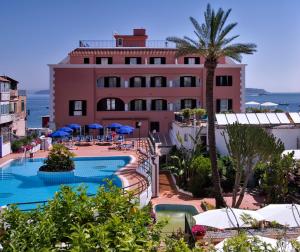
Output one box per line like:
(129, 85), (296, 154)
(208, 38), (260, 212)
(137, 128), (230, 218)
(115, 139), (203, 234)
(26, 92), (300, 128)
(27, 94), (49, 128)
(246, 93), (300, 113)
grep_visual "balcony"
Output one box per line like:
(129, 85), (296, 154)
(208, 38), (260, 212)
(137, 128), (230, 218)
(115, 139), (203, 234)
(0, 92), (10, 101)
(0, 114), (12, 124)
(10, 89), (18, 98)
(79, 40), (176, 49)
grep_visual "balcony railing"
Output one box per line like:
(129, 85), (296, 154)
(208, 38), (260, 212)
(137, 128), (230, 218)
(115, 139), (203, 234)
(10, 89), (18, 98)
(78, 40), (176, 49)
(0, 114), (12, 124)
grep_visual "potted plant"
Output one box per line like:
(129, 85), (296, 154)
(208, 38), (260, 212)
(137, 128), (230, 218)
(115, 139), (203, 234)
(181, 108), (191, 123)
(192, 225), (206, 240)
(39, 144), (75, 172)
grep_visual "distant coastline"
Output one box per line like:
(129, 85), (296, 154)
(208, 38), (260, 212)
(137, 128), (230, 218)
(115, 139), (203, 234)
(34, 89), (49, 95)
(245, 88), (269, 96)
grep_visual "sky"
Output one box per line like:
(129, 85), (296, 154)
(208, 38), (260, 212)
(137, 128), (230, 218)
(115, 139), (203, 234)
(0, 0), (300, 92)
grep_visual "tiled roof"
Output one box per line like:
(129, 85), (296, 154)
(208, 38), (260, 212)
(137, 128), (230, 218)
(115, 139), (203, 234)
(0, 76), (9, 82)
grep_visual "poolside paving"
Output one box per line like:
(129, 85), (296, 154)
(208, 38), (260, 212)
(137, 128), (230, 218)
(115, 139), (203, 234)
(151, 172), (265, 212)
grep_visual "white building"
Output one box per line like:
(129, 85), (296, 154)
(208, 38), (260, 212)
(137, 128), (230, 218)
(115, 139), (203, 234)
(170, 112), (300, 156)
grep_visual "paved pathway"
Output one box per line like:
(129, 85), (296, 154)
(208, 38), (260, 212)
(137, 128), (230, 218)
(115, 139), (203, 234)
(151, 172), (264, 212)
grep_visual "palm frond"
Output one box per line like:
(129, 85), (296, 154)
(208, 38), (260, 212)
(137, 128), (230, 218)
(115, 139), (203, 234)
(183, 36), (199, 48)
(217, 8), (231, 35)
(217, 23), (238, 43)
(222, 43), (257, 62)
(166, 3), (256, 63)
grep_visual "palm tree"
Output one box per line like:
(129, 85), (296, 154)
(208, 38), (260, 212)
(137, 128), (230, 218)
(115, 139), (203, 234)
(167, 4), (256, 208)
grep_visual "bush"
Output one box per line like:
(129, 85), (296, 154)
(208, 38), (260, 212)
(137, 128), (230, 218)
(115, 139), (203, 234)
(39, 144), (75, 172)
(181, 108), (192, 121)
(189, 156), (212, 197)
(0, 182), (165, 251)
(218, 156), (235, 192)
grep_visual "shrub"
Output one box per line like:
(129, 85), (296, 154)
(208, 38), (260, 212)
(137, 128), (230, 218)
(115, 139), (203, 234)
(189, 156), (212, 197)
(218, 156), (235, 192)
(0, 182), (165, 251)
(181, 108), (192, 121)
(39, 144), (75, 172)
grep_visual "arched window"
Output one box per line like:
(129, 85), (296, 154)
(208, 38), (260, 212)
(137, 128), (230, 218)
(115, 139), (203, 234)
(129, 99), (147, 111)
(151, 99), (168, 111)
(150, 76), (167, 87)
(129, 76), (146, 87)
(97, 98), (125, 111)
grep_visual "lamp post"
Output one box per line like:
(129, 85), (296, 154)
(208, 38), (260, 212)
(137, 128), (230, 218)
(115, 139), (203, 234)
(137, 121), (142, 148)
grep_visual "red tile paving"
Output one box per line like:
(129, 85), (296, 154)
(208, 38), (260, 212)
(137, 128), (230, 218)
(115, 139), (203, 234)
(151, 172), (265, 212)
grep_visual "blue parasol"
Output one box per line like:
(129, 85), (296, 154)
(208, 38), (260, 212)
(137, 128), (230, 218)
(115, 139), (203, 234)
(58, 127), (73, 133)
(50, 130), (70, 138)
(88, 123), (103, 129)
(107, 123), (123, 129)
(67, 123), (81, 130)
(116, 126), (134, 135)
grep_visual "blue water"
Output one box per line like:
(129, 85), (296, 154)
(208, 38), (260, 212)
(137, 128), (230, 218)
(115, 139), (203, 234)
(246, 93), (300, 112)
(0, 156), (130, 209)
(27, 94), (49, 128)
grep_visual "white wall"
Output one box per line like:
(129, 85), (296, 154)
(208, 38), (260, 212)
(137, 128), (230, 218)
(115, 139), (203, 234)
(170, 122), (206, 150)
(170, 122), (300, 157)
(215, 128), (229, 156)
(270, 128), (300, 149)
(1, 142), (11, 157)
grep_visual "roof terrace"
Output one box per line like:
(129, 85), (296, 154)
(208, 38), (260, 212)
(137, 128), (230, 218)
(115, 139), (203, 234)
(78, 39), (176, 49)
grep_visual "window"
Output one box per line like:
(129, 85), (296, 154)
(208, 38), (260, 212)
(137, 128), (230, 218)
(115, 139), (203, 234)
(129, 76), (146, 87)
(0, 103), (9, 114)
(216, 99), (233, 112)
(0, 82), (10, 92)
(150, 122), (160, 133)
(96, 57), (112, 65)
(216, 76), (233, 86)
(21, 101), (25, 112)
(181, 99), (197, 109)
(180, 76), (196, 87)
(184, 57), (200, 64)
(69, 100), (87, 116)
(104, 77), (120, 88)
(150, 76), (167, 87)
(130, 99), (146, 111)
(151, 99), (167, 111)
(97, 98), (125, 111)
(149, 57), (166, 64)
(106, 99), (115, 111)
(125, 57), (142, 64)
(83, 58), (90, 64)
(117, 38), (123, 47)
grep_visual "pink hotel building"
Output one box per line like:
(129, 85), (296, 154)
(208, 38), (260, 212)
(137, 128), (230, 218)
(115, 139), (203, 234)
(49, 29), (245, 137)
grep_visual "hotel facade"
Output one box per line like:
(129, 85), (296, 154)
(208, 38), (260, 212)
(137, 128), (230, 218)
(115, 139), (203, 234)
(49, 29), (245, 137)
(0, 76), (27, 157)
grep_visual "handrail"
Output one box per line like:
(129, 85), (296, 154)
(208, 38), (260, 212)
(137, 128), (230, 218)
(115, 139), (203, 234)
(8, 138), (154, 211)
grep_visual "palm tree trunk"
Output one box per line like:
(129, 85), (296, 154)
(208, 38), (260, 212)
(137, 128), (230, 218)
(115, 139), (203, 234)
(205, 60), (226, 208)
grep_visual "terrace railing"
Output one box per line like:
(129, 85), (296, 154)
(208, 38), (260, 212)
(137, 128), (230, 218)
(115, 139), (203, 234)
(78, 40), (176, 48)
(7, 138), (154, 211)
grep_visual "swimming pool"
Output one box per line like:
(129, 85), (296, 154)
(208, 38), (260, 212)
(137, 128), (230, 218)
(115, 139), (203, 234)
(0, 156), (131, 209)
(155, 204), (198, 233)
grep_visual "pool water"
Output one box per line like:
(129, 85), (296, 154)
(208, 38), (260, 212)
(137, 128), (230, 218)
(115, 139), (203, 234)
(155, 204), (198, 233)
(0, 156), (131, 209)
